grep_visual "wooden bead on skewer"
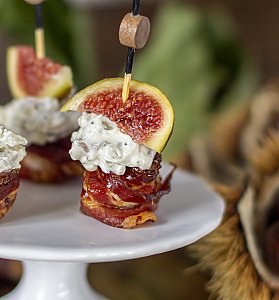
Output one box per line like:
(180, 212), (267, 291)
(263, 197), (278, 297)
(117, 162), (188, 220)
(119, 13), (150, 50)
(35, 28), (45, 59)
(24, 0), (44, 4)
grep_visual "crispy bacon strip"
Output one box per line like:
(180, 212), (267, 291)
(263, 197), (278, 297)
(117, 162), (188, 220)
(0, 170), (20, 218)
(26, 137), (73, 163)
(81, 154), (175, 228)
(0, 170), (19, 200)
(81, 192), (158, 228)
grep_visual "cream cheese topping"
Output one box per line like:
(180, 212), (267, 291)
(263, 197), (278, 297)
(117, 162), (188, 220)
(0, 126), (27, 173)
(0, 97), (79, 145)
(70, 113), (156, 175)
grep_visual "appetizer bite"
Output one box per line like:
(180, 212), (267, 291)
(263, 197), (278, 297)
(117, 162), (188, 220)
(0, 126), (27, 218)
(62, 78), (174, 229)
(2, 46), (83, 183)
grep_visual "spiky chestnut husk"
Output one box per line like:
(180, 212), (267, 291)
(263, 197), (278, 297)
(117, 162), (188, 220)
(187, 184), (277, 300)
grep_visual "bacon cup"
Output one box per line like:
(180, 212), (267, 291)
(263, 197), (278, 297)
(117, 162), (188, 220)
(81, 154), (174, 229)
(20, 136), (83, 183)
(0, 97), (83, 183)
(62, 78), (175, 228)
(0, 126), (27, 218)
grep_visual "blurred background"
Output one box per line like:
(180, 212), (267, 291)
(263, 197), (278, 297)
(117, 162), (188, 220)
(0, 0), (278, 299)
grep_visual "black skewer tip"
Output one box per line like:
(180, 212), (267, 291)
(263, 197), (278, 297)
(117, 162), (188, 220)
(125, 48), (135, 74)
(125, 0), (140, 74)
(35, 4), (43, 29)
(133, 0), (140, 16)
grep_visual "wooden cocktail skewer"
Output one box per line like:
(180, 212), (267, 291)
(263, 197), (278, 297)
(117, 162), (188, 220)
(119, 0), (150, 103)
(24, 0), (45, 59)
(34, 3), (45, 59)
(24, 0), (44, 3)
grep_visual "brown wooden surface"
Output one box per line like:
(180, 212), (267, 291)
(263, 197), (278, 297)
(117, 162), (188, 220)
(89, 248), (208, 300)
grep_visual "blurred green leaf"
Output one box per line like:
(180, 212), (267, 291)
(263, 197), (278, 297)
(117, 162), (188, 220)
(134, 3), (259, 160)
(0, 0), (96, 88)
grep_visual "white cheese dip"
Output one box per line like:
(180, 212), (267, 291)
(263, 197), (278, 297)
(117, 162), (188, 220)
(70, 113), (156, 175)
(0, 97), (79, 146)
(0, 126), (27, 173)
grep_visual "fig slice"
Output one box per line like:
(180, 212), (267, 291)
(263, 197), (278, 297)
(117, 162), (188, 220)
(7, 46), (73, 99)
(61, 78), (174, 153)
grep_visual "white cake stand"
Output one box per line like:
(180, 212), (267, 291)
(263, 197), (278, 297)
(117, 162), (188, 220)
(0, 166), (224, 300)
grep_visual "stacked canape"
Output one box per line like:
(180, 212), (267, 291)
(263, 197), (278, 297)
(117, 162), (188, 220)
(0, 126), (27, 217)
(62, 78), (174, 228)
(1, 46), (83, 182)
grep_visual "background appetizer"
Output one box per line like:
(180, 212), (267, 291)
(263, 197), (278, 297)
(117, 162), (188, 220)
(0, 45), (83, 183)
(0, 2), (83, 183)
(0, 126), (26, 218)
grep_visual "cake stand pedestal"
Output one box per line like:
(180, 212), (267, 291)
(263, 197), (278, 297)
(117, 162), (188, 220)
(0, 166), (224, 300)
(2, 261), (105, 300)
